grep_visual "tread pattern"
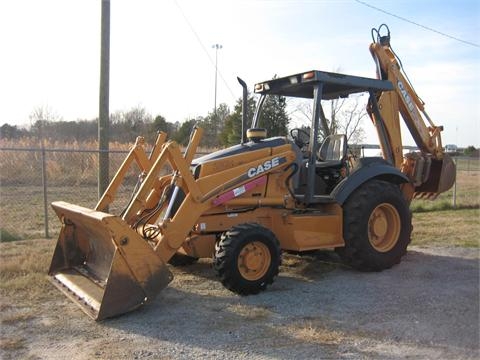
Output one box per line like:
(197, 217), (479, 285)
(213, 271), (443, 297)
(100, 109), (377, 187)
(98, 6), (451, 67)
(336, 179), (412, 271)
(213, 223), (281, 295)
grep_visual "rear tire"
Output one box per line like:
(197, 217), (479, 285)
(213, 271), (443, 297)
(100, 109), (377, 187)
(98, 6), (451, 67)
(213, 223), (281, 295)
(336, 179), (412, 271)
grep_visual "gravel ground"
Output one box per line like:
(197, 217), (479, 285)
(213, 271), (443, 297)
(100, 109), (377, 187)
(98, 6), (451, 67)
(1, 246), (479, 359)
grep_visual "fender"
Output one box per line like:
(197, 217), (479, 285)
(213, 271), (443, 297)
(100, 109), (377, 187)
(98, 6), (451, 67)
(331, 159), (409, 205)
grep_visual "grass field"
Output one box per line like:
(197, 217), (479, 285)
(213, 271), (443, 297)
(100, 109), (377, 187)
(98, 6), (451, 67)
(411, 208), (479, 248)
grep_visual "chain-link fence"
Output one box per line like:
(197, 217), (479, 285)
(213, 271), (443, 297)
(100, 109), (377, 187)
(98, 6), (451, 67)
(1, 147), (479, 240)
(0, 146), (141, 240)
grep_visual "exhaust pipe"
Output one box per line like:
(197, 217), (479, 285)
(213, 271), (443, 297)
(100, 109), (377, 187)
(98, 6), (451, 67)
(237, 77), (248, 144)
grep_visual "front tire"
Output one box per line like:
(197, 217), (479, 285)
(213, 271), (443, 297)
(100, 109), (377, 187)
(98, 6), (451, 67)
(213, 223), (281, 295)
(336, 179), (412, 271)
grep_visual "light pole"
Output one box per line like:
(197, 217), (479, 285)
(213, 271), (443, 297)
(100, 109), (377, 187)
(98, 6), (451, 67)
(212, 43), (222, 116)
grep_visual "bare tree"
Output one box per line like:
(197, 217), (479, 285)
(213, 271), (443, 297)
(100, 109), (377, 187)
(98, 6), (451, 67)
(29, 105), (61, 125)
(334, 94), (367, 144)
(29, 105), (61, 142)
(110, 106), (153, 142)
(291, 94), (367, 144)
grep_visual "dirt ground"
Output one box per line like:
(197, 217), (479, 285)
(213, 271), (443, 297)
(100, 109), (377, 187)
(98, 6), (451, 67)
(1, 244), (479, 360)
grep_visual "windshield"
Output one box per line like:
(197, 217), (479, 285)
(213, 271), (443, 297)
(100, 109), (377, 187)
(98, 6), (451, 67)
(252, 94), (267, 129)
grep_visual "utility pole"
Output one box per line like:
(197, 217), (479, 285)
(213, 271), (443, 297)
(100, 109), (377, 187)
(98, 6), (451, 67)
(212, 43), (222, 116)
(98, 0), (110, 201)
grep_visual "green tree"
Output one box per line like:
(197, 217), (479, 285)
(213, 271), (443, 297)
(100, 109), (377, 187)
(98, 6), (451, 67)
(150, 114), (177, 142)
(257, 95), (290, 138)
(220, 95), (256, 146)
(201, 103), (231, 148)
(151, 115), (169, 133)
(0, 124), (28, 139)
(174, 118), (198, 146)
(464, 145), (478, 157)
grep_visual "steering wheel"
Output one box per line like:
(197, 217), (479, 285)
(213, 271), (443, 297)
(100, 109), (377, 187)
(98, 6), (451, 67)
(290, 128), (310, 149)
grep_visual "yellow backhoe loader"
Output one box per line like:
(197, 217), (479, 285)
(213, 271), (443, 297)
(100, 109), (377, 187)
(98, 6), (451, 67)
(48, 24), (455, 320)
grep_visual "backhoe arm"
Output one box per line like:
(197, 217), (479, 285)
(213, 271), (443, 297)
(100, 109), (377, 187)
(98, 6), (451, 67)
(369, 25), (445, 166)
(367, 24), (455, 199)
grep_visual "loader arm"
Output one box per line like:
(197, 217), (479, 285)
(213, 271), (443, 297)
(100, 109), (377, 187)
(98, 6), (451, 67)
(48, 126), (297, 320)
(95, 132), (167, 212)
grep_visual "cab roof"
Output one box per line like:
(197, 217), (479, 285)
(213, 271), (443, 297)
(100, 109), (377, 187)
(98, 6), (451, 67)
(254, 70), (393, 100)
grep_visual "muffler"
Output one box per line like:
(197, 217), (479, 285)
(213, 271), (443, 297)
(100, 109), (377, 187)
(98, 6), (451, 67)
(48, 201), (173, 320)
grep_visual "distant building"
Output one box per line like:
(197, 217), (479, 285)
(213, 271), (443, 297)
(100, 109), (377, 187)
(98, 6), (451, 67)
(444, 144), (458, 154)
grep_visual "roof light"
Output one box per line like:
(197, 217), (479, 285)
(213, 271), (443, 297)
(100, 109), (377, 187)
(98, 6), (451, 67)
(303, 71), (315, 80)
(254, 83), (264, 92)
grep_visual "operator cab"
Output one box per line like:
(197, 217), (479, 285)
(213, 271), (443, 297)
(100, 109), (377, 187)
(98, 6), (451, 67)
(253, 70), (393, 203)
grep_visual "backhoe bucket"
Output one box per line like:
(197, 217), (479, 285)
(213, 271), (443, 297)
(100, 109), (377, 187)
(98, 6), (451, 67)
(48, 201), (173, 321)
(414, 153), (456, 198)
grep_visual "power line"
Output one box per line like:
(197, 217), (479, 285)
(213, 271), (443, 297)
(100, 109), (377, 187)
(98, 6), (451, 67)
(172, 0), (237, 102)
(354, 0), (480, 48)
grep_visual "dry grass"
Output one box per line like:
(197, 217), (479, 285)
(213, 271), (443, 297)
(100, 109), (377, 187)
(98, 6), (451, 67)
(0, 240), (55, 357)
(0, 338), (26, 351)
(0, 239), (56, 304)
(281, 321), (344, 345)
(1, 311), (35, 325)
(0, 137), (198, 187)
(412, 208), (480, 248)
(226, 304), (273, 320)
(0, 138), (135, 187)
(280, 251), (341, 281)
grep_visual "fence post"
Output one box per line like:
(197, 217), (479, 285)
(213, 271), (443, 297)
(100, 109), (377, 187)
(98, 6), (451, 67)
(452, 157), (457, 209)
(41, 145), (50, 238)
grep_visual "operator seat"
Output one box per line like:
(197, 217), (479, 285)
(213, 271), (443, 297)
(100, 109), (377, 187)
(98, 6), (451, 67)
(316, 134), (347, 168)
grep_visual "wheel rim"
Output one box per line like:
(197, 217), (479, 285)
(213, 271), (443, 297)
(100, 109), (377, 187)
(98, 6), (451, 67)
(237, 241), (271, 281)
(368, 203), (401, 252)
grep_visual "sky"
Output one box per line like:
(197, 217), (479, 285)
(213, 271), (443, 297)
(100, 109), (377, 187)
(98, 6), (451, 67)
(0, 0), (479, 147)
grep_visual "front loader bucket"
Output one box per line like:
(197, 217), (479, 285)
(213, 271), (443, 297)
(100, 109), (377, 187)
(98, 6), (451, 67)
(48, 201), (173, 321)
(414, 153), (456, 198)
